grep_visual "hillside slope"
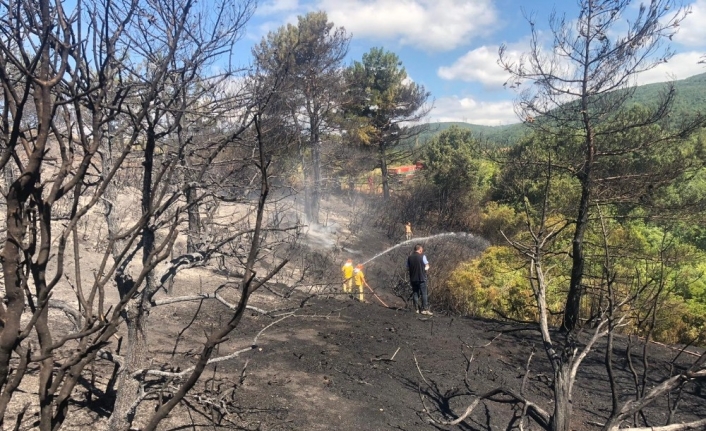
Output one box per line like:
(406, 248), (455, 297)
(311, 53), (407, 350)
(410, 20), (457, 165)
(144, 291), (706, 430)
(23, 195), (705, 431)
(99, 192), (706, 430)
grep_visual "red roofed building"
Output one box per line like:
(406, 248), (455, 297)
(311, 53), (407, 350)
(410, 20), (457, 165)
(389, 161), (425, 175)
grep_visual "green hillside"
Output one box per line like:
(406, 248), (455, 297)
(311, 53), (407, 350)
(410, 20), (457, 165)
(419, 121), (526, 146)
(423, 71), (706, 147)
(627, 72), (706, 116)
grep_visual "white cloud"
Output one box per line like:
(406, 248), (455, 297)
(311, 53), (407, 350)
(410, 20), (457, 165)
(635, 51), (706, 85)
(316, 0), (497, 51)
(437, 45), (512, 87)
(674, 0), (706, 47)
(436, 36), (538, 88)
(440, 34), (704, 91)
(431, 96), (519, 125)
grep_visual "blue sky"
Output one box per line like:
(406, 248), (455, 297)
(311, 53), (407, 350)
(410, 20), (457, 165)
(239, 0), (706, 125)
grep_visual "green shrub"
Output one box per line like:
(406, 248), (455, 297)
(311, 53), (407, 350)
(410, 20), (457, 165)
(649, 297), (705, 345)
(437, 246), (536, 320)
(479, 202), (523, 245)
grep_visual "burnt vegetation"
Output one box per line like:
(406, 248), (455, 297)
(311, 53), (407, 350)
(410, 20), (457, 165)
(0, 0), (706, 430)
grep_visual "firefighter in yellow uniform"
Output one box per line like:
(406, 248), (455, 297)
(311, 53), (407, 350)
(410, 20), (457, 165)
(341, 259), (354, 293)
(353, 264), (370, 302)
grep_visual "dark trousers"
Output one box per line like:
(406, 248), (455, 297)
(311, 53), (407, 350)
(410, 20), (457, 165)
(411, 280), (428, 311)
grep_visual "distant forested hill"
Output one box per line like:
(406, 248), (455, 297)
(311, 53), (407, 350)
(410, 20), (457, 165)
(417, 71), (706, 148)
(627, 72), (706, 117)
(417, 121), (527, 146)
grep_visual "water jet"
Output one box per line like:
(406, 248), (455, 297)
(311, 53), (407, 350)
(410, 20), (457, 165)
(361, 232), (487, 266)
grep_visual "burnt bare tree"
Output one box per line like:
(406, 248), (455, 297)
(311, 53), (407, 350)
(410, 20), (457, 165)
(0, 0), (119, 428)
(499, 0), (703, 333)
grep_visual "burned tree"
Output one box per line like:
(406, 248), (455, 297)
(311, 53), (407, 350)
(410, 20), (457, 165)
(499, 0), (703, 332)
(417, 2), (706, 430)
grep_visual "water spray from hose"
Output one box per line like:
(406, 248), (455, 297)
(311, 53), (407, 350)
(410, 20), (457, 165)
(361, 232), (481, 266)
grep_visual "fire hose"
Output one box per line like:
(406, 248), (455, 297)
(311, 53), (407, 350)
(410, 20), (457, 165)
(365, 284), (389, 308)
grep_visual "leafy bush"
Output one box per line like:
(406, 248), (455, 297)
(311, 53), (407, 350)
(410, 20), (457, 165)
(434, 246), (537, 320)
(651, 297), (705, 345)
(479, 202), (524, 245)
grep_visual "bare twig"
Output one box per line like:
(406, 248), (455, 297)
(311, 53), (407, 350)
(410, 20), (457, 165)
(426, 387), (551, 428)
(611, 418), (706, 431)
(134, 313), (295, 378)
(413, 353), (430, 386)
(372, 347), (400, 362)
(152, 292), (274, 316)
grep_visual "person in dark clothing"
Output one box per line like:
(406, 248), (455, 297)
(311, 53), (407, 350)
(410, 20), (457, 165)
(407, 244), (432, 315)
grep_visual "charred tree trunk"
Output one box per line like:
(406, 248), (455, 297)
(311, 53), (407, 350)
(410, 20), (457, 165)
(563, 176), (591, 332)
(186, 185), (201, 253)
(108, 300), (148, 430)
(35, 199), (56, 431)
(102, 129), (125, 258)
(310, 126), (321, 224)
(108, 127), (157, 430)
(298, 137), (313, 223)
(0, 186), (31, 425)
(551, 366), (572, 431)
(563, 58), (596, 332)
(380, 142), (389, 200)
(1, 11), (53, 421)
